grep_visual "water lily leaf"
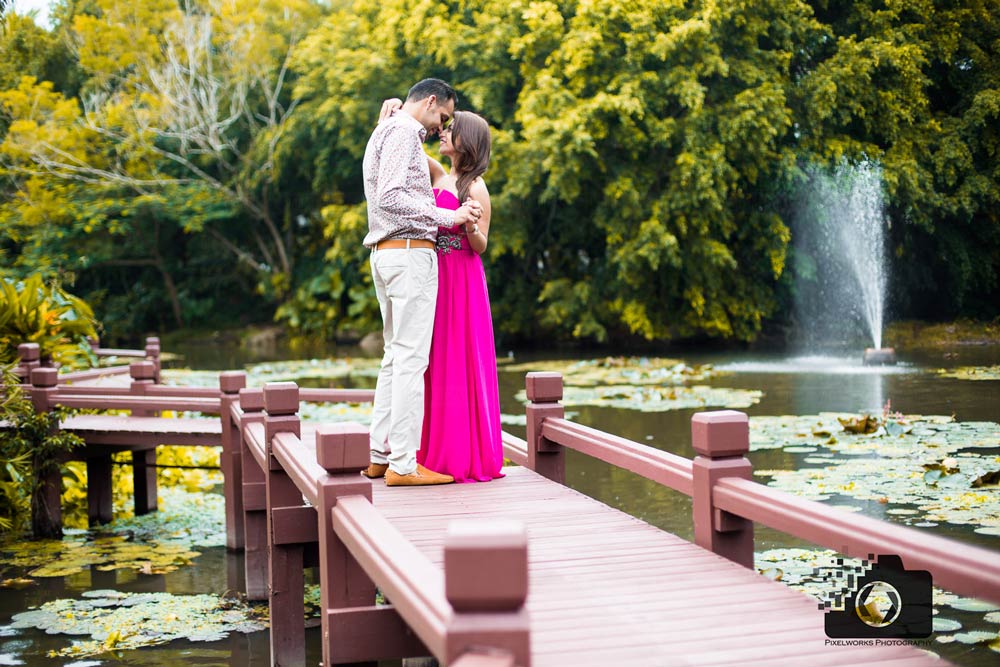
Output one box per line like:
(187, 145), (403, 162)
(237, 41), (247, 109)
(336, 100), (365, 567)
(751, 414), (1000, 529)
(951, 631), (999, 645)
(933, 618), (963, 632)
(949, 599), (1000, 613)
(938, 365), (1000, 381)
(502, 357), (726, 387)
(838, 415), (880, 434)
(884, 420), (908, 437)
(923, 458), (960, 475)
(0, 489), (224, 578)
(10, 590), (266, 658)
(515, 384), (762, 412)
(923, 469), (944, 486)
(972, 471), (1000, 488)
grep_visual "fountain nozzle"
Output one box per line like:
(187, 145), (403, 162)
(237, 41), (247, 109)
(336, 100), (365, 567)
(863, 347), (897, 366)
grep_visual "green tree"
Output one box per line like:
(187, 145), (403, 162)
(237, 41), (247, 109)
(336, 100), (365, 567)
(793, 0), (1000, 318)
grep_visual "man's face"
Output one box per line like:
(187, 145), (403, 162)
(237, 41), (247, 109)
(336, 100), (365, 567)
(418, 95), (455, 137)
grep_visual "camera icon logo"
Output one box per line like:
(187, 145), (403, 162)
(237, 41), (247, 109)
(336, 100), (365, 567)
(820, 554), (933, 638)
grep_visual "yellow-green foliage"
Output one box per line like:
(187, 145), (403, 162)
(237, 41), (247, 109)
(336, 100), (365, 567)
(0, 275), (98, 368)
(61, 445), (223, 530)
(2, 0), (999, 343)
(0, 362), (85, 534)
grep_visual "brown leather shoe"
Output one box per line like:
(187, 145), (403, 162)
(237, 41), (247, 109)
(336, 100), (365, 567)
(385, 464), (454, 487)
(361, 463), (389, 479)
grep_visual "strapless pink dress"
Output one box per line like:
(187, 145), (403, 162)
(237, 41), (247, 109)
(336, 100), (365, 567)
(419, 189), (504, 482)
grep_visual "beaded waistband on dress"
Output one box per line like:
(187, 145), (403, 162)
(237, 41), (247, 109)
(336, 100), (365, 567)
(436, 232), (467, 254)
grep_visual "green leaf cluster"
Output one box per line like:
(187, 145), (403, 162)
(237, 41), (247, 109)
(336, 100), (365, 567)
(1, 0), (997, 344)
(0, 363), (83, 534)
(0, 274), (97, 367)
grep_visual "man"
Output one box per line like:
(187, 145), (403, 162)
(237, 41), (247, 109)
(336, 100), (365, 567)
(361, 78), (481, 487)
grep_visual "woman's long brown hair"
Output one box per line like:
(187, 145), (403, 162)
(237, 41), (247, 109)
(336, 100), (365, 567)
(450, 111), (491, 202)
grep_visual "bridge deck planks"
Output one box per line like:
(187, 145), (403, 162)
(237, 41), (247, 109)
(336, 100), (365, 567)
(370, 465), (943, 667)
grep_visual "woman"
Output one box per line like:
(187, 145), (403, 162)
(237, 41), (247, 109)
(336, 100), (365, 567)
(379, 101), (505, 482)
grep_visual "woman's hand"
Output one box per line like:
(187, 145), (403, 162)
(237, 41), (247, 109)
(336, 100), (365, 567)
(378, 98), (403, 123)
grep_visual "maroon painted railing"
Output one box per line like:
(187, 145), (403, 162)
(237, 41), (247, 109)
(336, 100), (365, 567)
(234, 382), (530, 666)
(14, 337), (162, 385)
(12, 349), (1000, 661)
(523, 371), (1000, 604)
(23, 361), (225, 531)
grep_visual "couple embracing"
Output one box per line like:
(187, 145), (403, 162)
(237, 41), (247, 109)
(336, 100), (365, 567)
(361, 78), (504, 487)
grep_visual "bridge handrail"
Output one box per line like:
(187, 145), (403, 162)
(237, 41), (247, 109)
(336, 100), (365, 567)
(91, 347), (147, 358)
(52, 393), (222, 414)
(540, 418), (693, 495)
(332, 494), (450, 655)
(271, 431), (324, 507)
(501, 432), (529, 466)
(523, 371), (1000, 605)
(232, 382), (529, 666)
(15, 338), (162, 385)
(242, 421), (268, 472)
(299, 387), (376, 403)
(57, 366), (132, 382)
(714, 476), (1000, 599)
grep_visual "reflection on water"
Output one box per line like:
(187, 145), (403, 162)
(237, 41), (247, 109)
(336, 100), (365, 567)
(716, 355), (915, 375)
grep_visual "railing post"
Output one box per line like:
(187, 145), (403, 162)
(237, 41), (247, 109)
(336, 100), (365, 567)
(144, 336), (161, 383)
(129, 361), (156, 413)
(445, 520), (530, 667)
(28, 367), (62, 538)
(239, 388), (268, 599)
(525, 372), (565, 484)
(263, 381), (305, 667)
(691, 410), (754, 568)
(315, 423), (376, 667)
(219, 371), (247, 551)
(16, 342), (41, 383)
(129, 360), (158, 518)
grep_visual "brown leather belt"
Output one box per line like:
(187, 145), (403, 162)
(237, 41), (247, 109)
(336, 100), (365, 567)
(374, 239), (435, 250)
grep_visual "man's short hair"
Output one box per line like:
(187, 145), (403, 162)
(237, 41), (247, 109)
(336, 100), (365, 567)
(406, 78), (457, 106)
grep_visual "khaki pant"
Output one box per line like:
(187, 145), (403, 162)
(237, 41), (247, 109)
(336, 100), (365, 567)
(369, 246), (438, 475)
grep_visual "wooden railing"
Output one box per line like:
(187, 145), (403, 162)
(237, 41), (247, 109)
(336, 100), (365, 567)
(234, 382), (530, 666)
(14, 348), (1000, 663)
(14, 337), (162, 385)
(523, 371), (1000, 604)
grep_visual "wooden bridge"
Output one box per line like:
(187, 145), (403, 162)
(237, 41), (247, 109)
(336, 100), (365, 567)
(10, 342), (1000, 666)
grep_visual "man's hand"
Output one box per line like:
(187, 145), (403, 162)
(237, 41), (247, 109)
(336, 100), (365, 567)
(379, 98), (403, 123)
(454, 202), (482, 227)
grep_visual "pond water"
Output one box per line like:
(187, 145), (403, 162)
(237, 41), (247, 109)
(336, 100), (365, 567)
(1, 340), (998, 665)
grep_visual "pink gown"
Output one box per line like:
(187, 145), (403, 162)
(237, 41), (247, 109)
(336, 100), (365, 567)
(419, 188), (505, 482)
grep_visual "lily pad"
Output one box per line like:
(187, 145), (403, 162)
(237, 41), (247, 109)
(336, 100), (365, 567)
(164, 367), (376, 425)
(933, 618), (963, 632)
(948, 599), (1000, 613)
(0, 489), (223, 578)
(950, 631), (999, 644)
(515, 384), (762, 412)
(10, 590), (266, 658)
(838, 414), (880, 434)
(502, 357), (726, 386)
(756, 547), (1000, 650)
(938, 365), (1000, 381)
(164, 357), (382, 388)
(750, 414), (1000, 528)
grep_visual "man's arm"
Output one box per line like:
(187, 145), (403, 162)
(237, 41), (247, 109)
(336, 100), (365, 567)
(373, 124), (456, 228)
